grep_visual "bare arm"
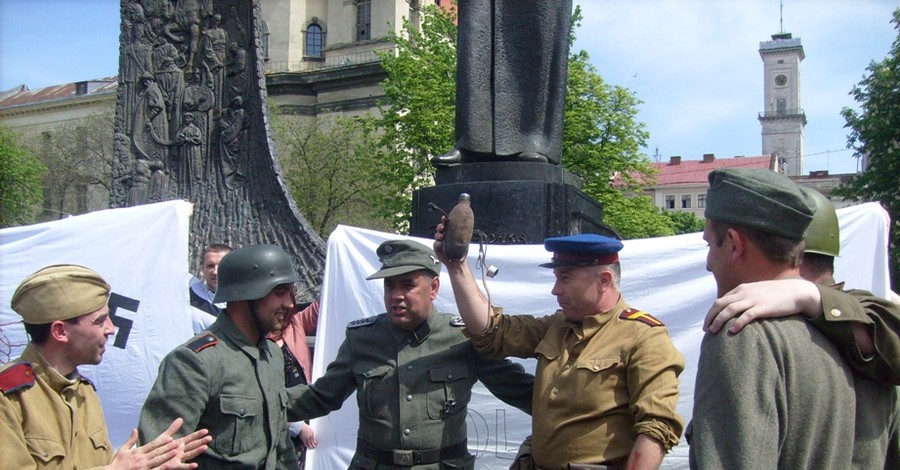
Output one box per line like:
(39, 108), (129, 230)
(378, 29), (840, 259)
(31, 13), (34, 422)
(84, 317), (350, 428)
(107, 418), (211, 470)
(433, 217), (493, 335)
(625, 434), (665, 470)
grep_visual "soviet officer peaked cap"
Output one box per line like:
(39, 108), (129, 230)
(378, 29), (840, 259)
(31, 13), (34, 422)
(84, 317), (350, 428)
(11, 264), (111, 324)
(366, 239), (442, 280)
(540, 234), (624, 268)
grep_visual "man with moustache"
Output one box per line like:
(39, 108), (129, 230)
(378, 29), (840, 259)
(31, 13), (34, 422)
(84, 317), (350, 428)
(139, 245), (301, 469)
(286, 239), (534, 469)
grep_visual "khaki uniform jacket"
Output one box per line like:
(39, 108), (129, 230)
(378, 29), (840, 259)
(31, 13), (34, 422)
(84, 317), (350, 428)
(138, 312), (297, 469)
(0, 344), (114, 469)
(468, 297), (684, 469)
(286, 309), (534, 470)
(810, 281), (900, 384)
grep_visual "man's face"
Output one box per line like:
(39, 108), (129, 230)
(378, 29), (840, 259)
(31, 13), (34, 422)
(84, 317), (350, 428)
(63, 305), (115, 366)
(202, 250), (228, 292)
(383, 270), (438, 330)
(703, 220), (735, 297)
(550, 265), (602, 321)
(252, 283), (295, 334)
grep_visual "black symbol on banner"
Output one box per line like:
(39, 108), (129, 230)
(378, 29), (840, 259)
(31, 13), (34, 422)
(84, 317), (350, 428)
(108, 293), (140, 349)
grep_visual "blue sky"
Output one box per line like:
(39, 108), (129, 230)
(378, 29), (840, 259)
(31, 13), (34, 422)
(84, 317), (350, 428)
(1, 0), (896, 175)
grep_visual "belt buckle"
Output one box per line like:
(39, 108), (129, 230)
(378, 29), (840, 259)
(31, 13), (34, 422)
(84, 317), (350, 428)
(392, 449), (414, 466)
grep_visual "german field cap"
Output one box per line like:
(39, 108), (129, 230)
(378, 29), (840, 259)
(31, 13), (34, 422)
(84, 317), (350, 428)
(705, 168), (815, 240)
(11, 264), (111, 324)
(366, 240), (442, 280)
(540, 234), (624, 268)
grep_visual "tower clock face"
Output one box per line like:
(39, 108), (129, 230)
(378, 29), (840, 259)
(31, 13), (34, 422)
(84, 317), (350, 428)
(775, 74), (788, 86)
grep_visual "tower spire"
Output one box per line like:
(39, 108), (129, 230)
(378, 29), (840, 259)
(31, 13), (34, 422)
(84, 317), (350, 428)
(779, 0), (784, 33)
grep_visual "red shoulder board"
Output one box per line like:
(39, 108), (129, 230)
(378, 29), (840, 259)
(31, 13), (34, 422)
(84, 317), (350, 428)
(187, 333), (219, 352)
(0, 363), (36, 395)
(619, 308), (665, 327)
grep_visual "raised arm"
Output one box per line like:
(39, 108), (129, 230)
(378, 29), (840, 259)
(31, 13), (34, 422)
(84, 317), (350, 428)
(434, 217), (492, 335)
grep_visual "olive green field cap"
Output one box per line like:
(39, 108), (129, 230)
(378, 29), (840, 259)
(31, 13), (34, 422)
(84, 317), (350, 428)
(800, 187), (840, 257)
(11, 264), (111, 324)
(366, 240), (442, 280)
(214, 244), (300, 303)
(704, 168), (815, 240)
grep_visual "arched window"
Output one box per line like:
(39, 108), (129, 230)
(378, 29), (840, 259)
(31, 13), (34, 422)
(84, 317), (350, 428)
(260, 20), (270, 60)
(305, 23), (324, 58)
(356, 0), (371, 41)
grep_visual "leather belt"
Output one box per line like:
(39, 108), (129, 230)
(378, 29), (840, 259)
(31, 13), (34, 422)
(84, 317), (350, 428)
(356, 439), (468, 466)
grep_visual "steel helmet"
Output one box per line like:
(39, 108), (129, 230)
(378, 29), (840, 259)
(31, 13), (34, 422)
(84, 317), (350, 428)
(213, 245), (300, 303)
(800, 187), (840, 258)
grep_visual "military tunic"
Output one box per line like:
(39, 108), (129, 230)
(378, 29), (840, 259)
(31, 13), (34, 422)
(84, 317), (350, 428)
(138, 312), (297, 469)
(0, 344), (114, 470)
(468, 297), (684, 469)
(809, 281), (900, 384)
(286, 309), (534, 469)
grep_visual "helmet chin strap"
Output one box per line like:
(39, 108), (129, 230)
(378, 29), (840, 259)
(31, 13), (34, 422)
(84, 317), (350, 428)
(247, 299), (266, 342)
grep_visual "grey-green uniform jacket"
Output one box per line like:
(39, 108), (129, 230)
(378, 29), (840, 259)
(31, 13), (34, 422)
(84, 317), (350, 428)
(286, 309), (534, 469)
(138, 312), (297, 469)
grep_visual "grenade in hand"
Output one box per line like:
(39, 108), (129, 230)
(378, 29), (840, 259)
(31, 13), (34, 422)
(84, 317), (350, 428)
(443, 193), (474, 262)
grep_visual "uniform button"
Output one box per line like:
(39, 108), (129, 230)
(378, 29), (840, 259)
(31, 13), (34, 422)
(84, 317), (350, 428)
(403, 428), (411, 436)
(407, 365), (413, 371)
(43, 451), (49, 457)
(406, 395), (413, 402)
(563, 365), (570, 370)
(830, 308), (842, 317)
(447, 374), (453, 380)
(239, 408), (246, 416)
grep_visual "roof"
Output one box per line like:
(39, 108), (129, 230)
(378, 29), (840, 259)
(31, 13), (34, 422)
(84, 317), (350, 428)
(648, 155), (776, 186)
(0, 76), (118, 109)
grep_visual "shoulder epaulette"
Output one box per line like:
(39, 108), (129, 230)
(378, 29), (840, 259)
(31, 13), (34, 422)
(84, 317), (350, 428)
(348, 317), (377, 329)
(450, 316), (466, 327)
(187, 332), (219, 352)
(0, 362), (35, 395)
(619, 308), (665, 327)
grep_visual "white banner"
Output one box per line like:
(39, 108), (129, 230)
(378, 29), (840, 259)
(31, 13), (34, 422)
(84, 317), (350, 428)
(309, 202), (892, 470)
(0, 200), (195, 446)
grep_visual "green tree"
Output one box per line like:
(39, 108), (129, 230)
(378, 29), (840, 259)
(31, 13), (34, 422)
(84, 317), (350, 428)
(834, 8), (900, 289)
(22, 108), (114, 220)
(0, 125), (45, 227)
(271, 108), (395, 237)
(665, 210), (705, 235)
(375, 5), (667, 237)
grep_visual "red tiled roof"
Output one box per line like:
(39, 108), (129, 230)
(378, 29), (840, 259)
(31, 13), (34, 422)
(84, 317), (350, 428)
(0, 76), (118, 109)
(650, 155), (775, 185)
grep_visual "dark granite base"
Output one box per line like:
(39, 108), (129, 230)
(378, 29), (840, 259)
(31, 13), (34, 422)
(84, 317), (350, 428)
(411, 163), (618, 243)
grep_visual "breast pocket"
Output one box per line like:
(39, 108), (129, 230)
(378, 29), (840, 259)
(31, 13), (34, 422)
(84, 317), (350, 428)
(215, 394), (261, 455)
(574, 356), (624, 406)
(427, 364), (471, 420)
(26, 437), (65, 465)
(357, 364), (392, 417)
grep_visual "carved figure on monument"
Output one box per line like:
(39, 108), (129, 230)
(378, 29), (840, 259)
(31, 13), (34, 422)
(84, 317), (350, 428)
(133, 74), (171, 166)
(122, 25), (154, 134)
(152, 36), (186, 138)
(218, 96), (247, 189)
(225, 5), (248, 47)
(199, 13), (228, 111)
(226, 42), (247, 104)
(176, 113), (203, 197)
(432, 0), (573, 166)
(166, 0), (202, 73)
(181, 71), (215, 167)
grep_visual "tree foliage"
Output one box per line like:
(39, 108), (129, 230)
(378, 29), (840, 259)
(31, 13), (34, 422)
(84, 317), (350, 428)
(21, 107), (114, 220)
(0, 125), (45, 227)
(374, 5), (669, 237)
(834, 8), (900, 289)
(271, 107), (394, 237)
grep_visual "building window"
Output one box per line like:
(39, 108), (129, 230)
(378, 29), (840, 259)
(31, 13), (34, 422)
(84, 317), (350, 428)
(260, 21), (270, 59)
(681, 194), (691, 209)
(305, 23), (324, 57)
(356, 0), (371, 41)
(697, 193), (706, 209)
(776, 98), (786, 115)
(665, 195), (675, 209)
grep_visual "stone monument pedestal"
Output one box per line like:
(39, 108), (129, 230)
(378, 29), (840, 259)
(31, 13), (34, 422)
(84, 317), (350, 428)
(410, 162), (618, 243)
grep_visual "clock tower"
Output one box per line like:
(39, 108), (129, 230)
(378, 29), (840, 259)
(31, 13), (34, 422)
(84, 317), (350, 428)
(759, 31), (806, 176)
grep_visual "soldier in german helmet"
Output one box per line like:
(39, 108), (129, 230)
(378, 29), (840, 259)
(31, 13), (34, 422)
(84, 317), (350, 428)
(0, 264), (210, 469)
(139, 245), (303, 469)
(286, 239), (534, 469)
